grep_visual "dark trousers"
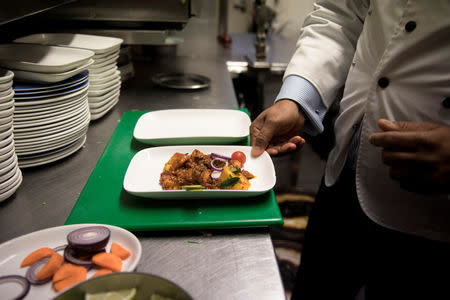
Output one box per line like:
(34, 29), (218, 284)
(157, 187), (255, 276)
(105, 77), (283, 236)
(291, 165), (450, 300)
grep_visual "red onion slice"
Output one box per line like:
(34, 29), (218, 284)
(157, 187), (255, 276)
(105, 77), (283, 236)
(211, 153), (231, 161)
(210, 158), (226, 172)
(53, 244), (67, 252)
(0, 275), (30, 300)
(67, 226), (110, 253)
(63, 246), (99, 268)
(25, 258), (52, 285)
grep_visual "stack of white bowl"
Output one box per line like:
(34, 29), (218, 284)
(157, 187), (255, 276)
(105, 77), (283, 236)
(0, 69), (22, 201)
(14, 34), (123, 120)
(0, 43), (95, 168)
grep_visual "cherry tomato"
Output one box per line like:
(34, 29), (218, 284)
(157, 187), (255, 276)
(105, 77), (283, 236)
(231, 151), (246, 166)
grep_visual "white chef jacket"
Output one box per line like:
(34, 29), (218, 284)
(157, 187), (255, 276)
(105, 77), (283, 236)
(282, 0), (450, 242)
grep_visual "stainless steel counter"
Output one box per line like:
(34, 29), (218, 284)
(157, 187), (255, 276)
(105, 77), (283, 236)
(0, 53), (286, 299)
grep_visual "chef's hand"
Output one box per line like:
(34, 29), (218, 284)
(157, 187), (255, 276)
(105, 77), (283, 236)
(369, 119), (450, 194)
(250, 99), (306, 157)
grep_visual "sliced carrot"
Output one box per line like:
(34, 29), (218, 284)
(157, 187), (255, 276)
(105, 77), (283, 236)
(36, 252), (64, 280)
(21, 247), (55, 267)
(110, 242), (131, 260)
(92, 252), (122, 272)
(91, 268), (113, 278)
(52, 263), (87, 292)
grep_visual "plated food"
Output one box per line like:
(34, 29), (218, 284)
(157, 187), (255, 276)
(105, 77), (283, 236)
(160, 149), (255, 191)
(0, 224), (141, 299)
(123, 145), (276, 199)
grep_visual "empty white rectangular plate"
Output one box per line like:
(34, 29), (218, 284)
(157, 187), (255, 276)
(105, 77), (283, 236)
(133, 109), (251, 145)
(123, 145), (276, 199)
(14, 33), (123, 54)
(0, 44), (94, 73)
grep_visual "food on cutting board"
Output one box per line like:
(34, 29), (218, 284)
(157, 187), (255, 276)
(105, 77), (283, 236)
(8, 225), (132, 297)
(160, 149), (255, 190)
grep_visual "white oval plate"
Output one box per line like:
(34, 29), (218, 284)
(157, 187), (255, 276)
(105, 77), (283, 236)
(134, 109), (251, 145)
(123, 145), (276, 199)
(0, 223), (142, 300)
(12, 59), (94, 84)
(0, 44), (94, 73)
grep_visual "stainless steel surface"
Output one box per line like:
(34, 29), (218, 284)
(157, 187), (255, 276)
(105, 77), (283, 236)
(152, 72), (210, 90)
(0, 0), (75, 26)
(0, 56), (285, 299)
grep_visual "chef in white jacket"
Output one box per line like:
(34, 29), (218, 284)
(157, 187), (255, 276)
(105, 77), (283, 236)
(250, 0), (450, 298)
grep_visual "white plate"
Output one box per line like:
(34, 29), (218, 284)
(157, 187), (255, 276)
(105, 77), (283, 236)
(88, 85), (120, 103)
(90, 55), (119, 69)
(0, 81), (13, 92)
(0, 169), (22, 202)
(92, 51), (120, 65)
(123, 145), (276, 199)
(134, 109), (251, 145)
(13, 59), (94, 84)
(0, 223), (142, 299)
(89, 70), (121, 85)
(0, 69), (14, 83)
(13, 70), (88, 93)
(88, 81), (121, 97)
(88, 63), (116, 75)
(0, 89), (14, 103)
(14, 100), (88, 129)
(18, 135), (86, 168)
(88, 66), (118, 80)
(0, 44), (94, 73)
(15, 33), (123, 54)
(13, 80), (88, 100)
(89, 75), (120, 91)
(14, 95), (87, 121)
(89, 91), (120, 109)
(14, 84), (88, 107)
(93, 48), (120, 60)
(89, 95), (119, 115)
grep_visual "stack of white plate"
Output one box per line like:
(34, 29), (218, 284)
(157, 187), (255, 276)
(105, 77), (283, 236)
(0, 44), (94, 84)
(14, 34), (123, 120)
(12, 70), (90, 168)
(0, 69), (22, 201)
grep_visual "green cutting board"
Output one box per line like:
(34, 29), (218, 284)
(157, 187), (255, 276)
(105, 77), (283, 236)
(65, 110), (283, 231)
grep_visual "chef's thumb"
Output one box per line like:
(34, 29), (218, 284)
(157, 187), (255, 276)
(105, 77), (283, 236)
(251, 127), (274, 157)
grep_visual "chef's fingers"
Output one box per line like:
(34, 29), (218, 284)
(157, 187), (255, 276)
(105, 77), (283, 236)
(369, 130), (428, 151)
(378, 118), (439, 132)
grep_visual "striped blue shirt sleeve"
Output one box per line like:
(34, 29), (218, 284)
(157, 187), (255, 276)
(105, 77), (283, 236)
(275, 75), (327, 136)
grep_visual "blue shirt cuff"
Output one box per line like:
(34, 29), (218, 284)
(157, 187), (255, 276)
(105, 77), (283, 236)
(275, 75), (326, 135)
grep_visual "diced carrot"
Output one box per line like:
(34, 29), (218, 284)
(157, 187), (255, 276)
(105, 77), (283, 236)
(110, 242), (131, 260)
(36, 252), (64, 280)
(92, 252), (122, 272)
(21, 247), (55, 267)
(52, 263), (87, 292)
(91, 268), (113, 278)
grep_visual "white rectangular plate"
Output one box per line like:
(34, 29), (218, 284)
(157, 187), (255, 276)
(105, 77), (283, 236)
(133, 109), (251, 145)
(0, 44), (94, 73)
(14, 33), (123, 54)
(123, 145), (276, 199)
